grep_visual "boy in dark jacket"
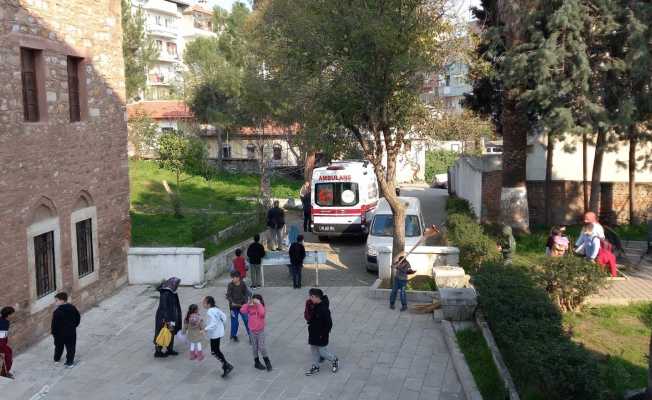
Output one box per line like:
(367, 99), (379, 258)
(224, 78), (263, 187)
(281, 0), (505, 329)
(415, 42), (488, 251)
(51, 292), (81, 367)
(247, 234), (266, 288)
(226, 271), (251, 341)
(305, 288), (338, 376)
(289, 235), (306, 289)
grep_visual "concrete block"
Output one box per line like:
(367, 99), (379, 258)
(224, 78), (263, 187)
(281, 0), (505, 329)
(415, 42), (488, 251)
(433, 266), (469, 288)
(439, 288), (477, 321)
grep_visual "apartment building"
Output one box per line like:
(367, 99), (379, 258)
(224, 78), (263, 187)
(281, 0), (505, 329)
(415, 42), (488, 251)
(132, 0), (216, 100)
(420, 62), (473, 112)
(0, 0), (130, 349)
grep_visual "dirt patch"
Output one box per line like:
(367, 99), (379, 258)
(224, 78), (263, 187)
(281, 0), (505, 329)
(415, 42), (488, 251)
(378, 275), (437, 291)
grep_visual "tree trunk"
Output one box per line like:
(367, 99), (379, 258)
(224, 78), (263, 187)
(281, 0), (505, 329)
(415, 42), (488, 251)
(629, 127), (637, 224)
(304, 151), (316, 183)
(544, 133), (554, 226)
(216, 127), (224, 170)
(500, 94), (530, 233)
(583, 131), (589, 213)
(258, 126), (271, 209)
(589, 129), (606, 213)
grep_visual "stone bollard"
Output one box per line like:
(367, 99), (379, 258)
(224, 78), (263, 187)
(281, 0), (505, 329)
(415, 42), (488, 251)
(377, 247), (393, 281)
(439, 287), (478, 321)
(433, 266), (469, 288)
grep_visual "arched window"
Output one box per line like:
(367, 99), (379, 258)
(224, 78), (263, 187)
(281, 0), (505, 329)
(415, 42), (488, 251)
(27, 197), (62, 313)
(222, 144), (231, 159)
(71, 191), (99, 288)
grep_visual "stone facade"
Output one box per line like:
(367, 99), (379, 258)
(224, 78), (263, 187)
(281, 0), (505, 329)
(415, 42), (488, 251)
(0, 0), (129, 350)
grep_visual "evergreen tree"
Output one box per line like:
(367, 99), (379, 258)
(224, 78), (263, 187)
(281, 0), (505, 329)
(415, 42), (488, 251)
(121, 0), (159, 101)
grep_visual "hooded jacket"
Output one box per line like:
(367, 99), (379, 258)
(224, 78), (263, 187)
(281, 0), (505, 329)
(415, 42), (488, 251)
(307, 295), (332, 347)
(204, 307), (227, 339)
(51, 303), (81, 338)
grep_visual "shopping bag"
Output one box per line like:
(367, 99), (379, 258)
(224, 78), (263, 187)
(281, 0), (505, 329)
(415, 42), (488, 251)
(155, 325), (172, 349)
(175, 331), (188, 346)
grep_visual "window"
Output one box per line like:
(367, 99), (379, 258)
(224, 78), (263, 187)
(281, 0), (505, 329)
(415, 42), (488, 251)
(246, 144), (256, 159)
(34, 231), (56, 298)
(155, 40), (163, 51)
(155, 15), (162, 25)
(371, 215), (422, 237)
(166, 42), (177, 58)
(75, 219), (94, 278)
(67, 56), (82, 122)
(161, 127), (174, 133)
(315, 182), (359, 207)
(272, 144), (282, 160)
(222, 144), (231, 159)
(21, 47), (40, 122)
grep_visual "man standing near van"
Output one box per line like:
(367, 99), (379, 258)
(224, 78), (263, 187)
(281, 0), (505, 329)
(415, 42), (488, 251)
(267, 200), (285, 251)
(300, 182), (311, 232)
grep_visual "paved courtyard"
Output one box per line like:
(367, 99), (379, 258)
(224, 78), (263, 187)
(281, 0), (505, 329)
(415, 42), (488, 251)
(3, 284), (463, 400)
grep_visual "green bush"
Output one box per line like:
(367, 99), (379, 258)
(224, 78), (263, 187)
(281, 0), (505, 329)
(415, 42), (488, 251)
(425, 150), (459, 183)
(474, 263), (607, 400)
(538, 256), (608, 312)
(446, 213), (498, 272)
(446, 196), (476, 218)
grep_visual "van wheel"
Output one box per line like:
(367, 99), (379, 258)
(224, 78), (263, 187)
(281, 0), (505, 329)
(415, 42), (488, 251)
(318, 235), (329, 242)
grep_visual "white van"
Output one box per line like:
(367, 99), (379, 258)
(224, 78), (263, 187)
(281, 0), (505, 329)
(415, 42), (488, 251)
(365, 197), (426, 272)
(311, 160), (379, 238)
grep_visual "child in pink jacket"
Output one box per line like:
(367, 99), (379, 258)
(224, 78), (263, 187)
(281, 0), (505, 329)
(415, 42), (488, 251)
(241, 294), (272, 371)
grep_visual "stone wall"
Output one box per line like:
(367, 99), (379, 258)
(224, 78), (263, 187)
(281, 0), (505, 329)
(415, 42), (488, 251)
(479, 172), (652, 226)
(0, 0), (129, 350)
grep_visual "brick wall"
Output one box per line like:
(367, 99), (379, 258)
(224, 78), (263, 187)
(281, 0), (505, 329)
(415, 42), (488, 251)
(0, 0), (129, 350)
(480, 175), (652, 226)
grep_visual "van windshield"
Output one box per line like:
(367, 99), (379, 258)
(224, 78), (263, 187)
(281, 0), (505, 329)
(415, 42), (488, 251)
(371, 215), (422, 237)
(315, 182), (359, 207)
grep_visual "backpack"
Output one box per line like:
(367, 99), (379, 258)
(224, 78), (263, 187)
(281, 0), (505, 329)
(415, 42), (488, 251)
(599, 237), (613, 253)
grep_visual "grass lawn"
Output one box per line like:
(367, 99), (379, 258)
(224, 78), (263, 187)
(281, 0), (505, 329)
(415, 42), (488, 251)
(130, 160), (301, 257)
(564, 303), (652, 397)
(456, 328), (507, 400)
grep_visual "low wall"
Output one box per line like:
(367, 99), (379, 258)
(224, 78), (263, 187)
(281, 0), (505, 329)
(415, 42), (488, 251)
(378, 245), (460, 281)
(128, 247), (205, 286)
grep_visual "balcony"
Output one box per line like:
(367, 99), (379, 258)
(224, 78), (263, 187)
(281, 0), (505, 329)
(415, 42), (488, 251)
(148, 25), (178, 39)
(143, 0), (180, 16)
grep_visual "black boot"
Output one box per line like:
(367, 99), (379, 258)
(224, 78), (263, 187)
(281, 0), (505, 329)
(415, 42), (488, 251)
(154, 346), (167, 358)
(221, 362), (234, 378)
(263, 356), (273, 371)
(254, 357), (266, 370)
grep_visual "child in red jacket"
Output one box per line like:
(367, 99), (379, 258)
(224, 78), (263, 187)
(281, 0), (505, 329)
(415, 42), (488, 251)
(241, 294), (272, 371)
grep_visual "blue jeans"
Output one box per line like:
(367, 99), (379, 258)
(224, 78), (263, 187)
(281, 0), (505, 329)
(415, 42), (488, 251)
(230, 307), (250, 338)
(389, 278), (407, 307)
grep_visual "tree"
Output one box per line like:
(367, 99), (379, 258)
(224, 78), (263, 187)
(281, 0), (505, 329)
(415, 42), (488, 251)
(257, 0), (454, 261)
(466, 0), (532, 232)
(127, 111), (158, 159)
(121, 0), (158, 101)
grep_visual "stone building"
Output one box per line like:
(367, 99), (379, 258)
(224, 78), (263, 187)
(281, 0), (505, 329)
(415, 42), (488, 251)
(0, 0), (130, 350)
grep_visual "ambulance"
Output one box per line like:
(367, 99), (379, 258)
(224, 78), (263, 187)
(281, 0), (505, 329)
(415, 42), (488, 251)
(310, 160), (379, 238)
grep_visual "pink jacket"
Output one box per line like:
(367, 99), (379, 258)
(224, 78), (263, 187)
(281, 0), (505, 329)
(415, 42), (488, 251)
(240, 303), (265, 333)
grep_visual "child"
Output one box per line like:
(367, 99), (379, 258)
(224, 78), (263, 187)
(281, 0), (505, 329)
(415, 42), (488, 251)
(232, 249), (248, 281)
(305, 288), (339, 376)
(546, 226), (569, 257)
(247, 235), (266, 288)
(0, 306), (15, 379)
(289, 234), (306, 289)
(389, 252), (416, 311)
(183, 304), (204, 361)
(226, 271), (251, 342)
(51, 292), (81, 368)
(241, 294), (272, 371)
(203, 296), (233, 378)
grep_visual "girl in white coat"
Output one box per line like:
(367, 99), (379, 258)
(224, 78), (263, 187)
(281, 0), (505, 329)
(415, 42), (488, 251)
(203, 296), (233, 378)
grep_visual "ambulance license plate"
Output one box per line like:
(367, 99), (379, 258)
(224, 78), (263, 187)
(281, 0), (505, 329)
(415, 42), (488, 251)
(319, 225), (335, 232)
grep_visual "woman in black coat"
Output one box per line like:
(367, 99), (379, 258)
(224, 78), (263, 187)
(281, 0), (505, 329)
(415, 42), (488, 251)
(154, 277), (182, 358)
